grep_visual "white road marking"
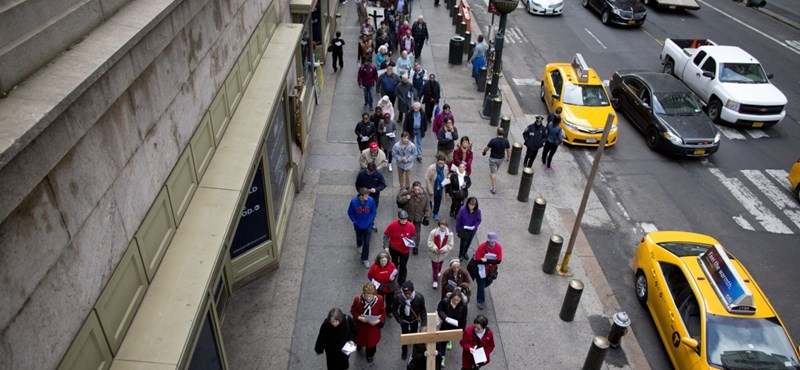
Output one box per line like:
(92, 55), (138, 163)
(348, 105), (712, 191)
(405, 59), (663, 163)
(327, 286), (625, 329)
(741, 170), (797, 210)
(785, 210), (800, 230)
(787, 40), (800, 54)
(639, 222), (658, 233)
(709, 168), (792, 234)
(584, 28), (607, 49)
(513, 26), (529, 43)
(765, 169), (792, 193)
(744, 129), (769, 139)
(696, 0), (800, 56)
(733, 215), (755, 231)
(716, 126), (747, 140)
(504, 28), (519, 44)
(512, 78), (540, 86)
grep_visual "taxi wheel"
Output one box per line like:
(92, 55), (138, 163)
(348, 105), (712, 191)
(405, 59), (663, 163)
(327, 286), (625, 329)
(635, 271), (648, 305)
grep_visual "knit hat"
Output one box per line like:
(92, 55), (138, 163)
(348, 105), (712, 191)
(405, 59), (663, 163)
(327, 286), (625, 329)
(449, 258), (461, 267)
(402, 281), (415, 292)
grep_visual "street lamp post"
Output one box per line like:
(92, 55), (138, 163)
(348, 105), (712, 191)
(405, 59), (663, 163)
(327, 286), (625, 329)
(481, 0), (518, 118)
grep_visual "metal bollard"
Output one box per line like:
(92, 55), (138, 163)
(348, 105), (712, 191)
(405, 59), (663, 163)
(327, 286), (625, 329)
(489, 97), (502, 127)
(500, 115), (511, 138)
(607, 312), (631, 348)
(508, 142), (522, 174)
(517, 166), (533, 202)
(559, 279), (584, 322)
(454, 12), (461, 26)
(465, 33), (473, 56)
(582, 336), (610, 370)
(542, 234), (563, 274)
(451, 3), (458, 17)
(528, 197), (547, 234)
(460, 22), (468, 37)
(478, 71), (488, 92)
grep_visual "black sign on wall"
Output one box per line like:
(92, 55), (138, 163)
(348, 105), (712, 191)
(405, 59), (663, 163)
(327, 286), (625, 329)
(230, 161), (270, 259)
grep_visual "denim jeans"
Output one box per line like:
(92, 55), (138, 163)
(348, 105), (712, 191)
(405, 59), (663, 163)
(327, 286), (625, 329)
(355, 225), (372, 261)
(476, 276), (487, 305)
(412, 128), (423, 157)
(363, 85), (374, 107)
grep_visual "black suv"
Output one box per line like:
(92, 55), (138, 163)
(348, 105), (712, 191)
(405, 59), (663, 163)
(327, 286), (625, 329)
(582, 0), (647, 26)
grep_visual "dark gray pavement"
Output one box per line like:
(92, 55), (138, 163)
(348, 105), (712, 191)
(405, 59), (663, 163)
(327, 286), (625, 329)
(221, 1), (653, 369)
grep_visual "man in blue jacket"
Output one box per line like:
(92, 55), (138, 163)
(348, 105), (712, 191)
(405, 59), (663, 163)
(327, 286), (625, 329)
(348, 188), (378, 268)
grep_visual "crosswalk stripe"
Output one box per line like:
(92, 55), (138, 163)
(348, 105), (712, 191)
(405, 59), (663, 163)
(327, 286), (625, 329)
(741, 170), (797, 210)
(765, 169), (792, 193)
(785, 210), (800, 230)
(513, 26), (529, 43)
(709, 168), (793, 234)
(732, 215), (756, 231)
(512, 78), (540, 86)
(744, 129), (769, 139)
(716, 126), (747, 140)
(639, 222), (658, 233)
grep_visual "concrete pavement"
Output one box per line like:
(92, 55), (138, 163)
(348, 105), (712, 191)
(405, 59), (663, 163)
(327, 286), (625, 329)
(221, 1), (653, 369)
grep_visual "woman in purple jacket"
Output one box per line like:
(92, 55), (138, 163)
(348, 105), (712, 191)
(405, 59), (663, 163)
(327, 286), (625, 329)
(454, 197), (481, 261)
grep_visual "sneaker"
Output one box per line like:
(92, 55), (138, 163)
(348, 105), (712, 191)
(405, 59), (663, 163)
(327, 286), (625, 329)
(477, 302), (485, 310)
(432, 281), (438, 289)
(341, 0), (348, 3)
(416, 156), (422, 162)
(446, 340), (453, 350)
(367, 356), (374, 363)
(356, 246), (362, 254)
(362, 260), (371, 268)
(412, 248), (419, 255)
(372, 225), (378, 232)
(434, 214), (439, 221)
(388, 163), (393, 172)
(490, 187), (496, 194)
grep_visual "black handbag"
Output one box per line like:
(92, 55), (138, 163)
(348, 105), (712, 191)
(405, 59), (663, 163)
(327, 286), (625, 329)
(466, 256), (479, 281)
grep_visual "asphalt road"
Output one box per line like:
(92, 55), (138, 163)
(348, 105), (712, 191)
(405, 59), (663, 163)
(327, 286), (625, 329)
(469, 0), (800, 368)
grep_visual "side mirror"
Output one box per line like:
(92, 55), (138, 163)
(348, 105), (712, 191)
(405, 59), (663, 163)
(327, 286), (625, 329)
(767, 73), (774, 80)
(552, 94), (560, 101)
(702, 71), (714, 79)
(681, 336), (700, 354)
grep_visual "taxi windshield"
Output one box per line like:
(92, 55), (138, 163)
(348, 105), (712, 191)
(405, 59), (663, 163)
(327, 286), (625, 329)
(706, 314), (800, 369)
(562, 83), (610, 107)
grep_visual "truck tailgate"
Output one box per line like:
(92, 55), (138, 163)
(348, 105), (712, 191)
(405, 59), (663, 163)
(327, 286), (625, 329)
(656, 0), (700, 10)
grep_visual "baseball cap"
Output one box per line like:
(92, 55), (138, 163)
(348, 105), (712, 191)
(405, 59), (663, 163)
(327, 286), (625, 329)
(487, 232), (498, 242)
(370, 142), (379, 150)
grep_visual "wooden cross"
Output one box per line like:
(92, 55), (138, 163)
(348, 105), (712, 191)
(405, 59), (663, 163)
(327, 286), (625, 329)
(366, 5), (384, 30)
(400, 313), (464, 370)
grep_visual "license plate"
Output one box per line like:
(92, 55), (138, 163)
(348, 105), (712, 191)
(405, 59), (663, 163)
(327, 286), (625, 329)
(586, 138), (598, 144)
(694, 149), (706, 155)
(628, 20), (636, 24)
(546, 8), (552, 14)
(753, 122), (764, 128)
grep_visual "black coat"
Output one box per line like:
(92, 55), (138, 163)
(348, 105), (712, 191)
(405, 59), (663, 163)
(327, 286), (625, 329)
(446, 171), (471, 200)
(522, 123), (547, 150)
(437, 297), (468, 331)
(403, 110), (429, 137)
(314, 315), (357, 370)
(421, 81), (441, 105)
(393, 292), (427, 325)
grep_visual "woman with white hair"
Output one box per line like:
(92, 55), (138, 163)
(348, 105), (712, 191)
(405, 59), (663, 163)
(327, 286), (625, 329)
(377, 95), (395, 121)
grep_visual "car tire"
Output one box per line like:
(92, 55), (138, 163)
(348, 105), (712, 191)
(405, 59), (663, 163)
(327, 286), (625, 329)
(663, 59), (675, 76)
(635, 271), (648, 305)
(540, 84), (545, 102)
(601, 9), (611, 25)
(611, 91), (621, 110)
(582, 0), (589, 8)
(707, 98), (723, 124)
(646, 127), (659, 151)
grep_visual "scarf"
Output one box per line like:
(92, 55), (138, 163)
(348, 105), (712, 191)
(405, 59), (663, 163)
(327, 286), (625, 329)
(456, 170), (466, 189)
(403, 291), (416, 316)
(361, 295), (377, 316)
(438, 230), (446, 246)
(434, 165), (444, 194)
(473, 328), (486, 347)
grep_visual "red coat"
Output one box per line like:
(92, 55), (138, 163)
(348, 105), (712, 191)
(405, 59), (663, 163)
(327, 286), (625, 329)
(475, 241), (503, 270)
(384, 219), (416, 254)
(350, 295), (385, 347)
(460, 325), (495, 368)
(451, 146), (473, 175)
(367, 262), (397, 293)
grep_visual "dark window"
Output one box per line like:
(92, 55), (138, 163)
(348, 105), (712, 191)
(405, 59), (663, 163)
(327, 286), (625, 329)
(267, 97), (289, 220)
(623, 77), (643, 95)
(659, 262), (701, 339)
(701, 57), (716, 76)
(230, 161), (270, 259)
(693, 50), (707, 66)
(550, 70), (563, 96)
(639, 86), (651, 106)
(188, 313), (223, 370)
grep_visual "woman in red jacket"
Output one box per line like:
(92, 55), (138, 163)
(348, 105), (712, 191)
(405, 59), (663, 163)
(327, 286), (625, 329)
(350, 283), (385, 363)
(451, 136), (474, 176)
(459, 315), (495, 370)
(367, 252), (398, 316)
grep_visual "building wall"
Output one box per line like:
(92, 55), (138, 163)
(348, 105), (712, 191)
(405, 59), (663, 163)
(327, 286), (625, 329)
(0, 0), (281, 368)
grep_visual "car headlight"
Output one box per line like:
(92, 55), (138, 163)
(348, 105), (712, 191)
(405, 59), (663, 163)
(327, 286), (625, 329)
(725, 99), (740, 112)
(714, 132), (721, 144)
(612, 8), (622, 15)
(611, 124), (618, 132)
(531, 1), (541, 6)
(563, 119), (581, 131)
(663, 130), (683, 145)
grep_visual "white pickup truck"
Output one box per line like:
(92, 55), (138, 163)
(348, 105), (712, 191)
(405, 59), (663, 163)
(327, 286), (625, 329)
(642, 0), (699, 11)
(659, 38), (787, 128)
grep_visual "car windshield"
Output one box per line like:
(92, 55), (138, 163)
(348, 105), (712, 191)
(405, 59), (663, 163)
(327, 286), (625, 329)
(562, 83), (610, 107)
(653, 92), (702, 116)
(719, 63), (769, 84)
(706, 314), (800, 369)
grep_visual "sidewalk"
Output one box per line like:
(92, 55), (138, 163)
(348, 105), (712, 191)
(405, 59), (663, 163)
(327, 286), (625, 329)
(221, 1), (651, 369)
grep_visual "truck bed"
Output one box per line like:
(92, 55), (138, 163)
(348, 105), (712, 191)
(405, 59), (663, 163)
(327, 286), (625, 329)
(668, 38), (716, 56)
(654, 0), (701, 10)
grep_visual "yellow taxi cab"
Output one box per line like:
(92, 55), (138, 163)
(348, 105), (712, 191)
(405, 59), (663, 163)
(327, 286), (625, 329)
(633, 231), (800, 369)
(789, 158), (800, 201)
(540, 54), (618, 147)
